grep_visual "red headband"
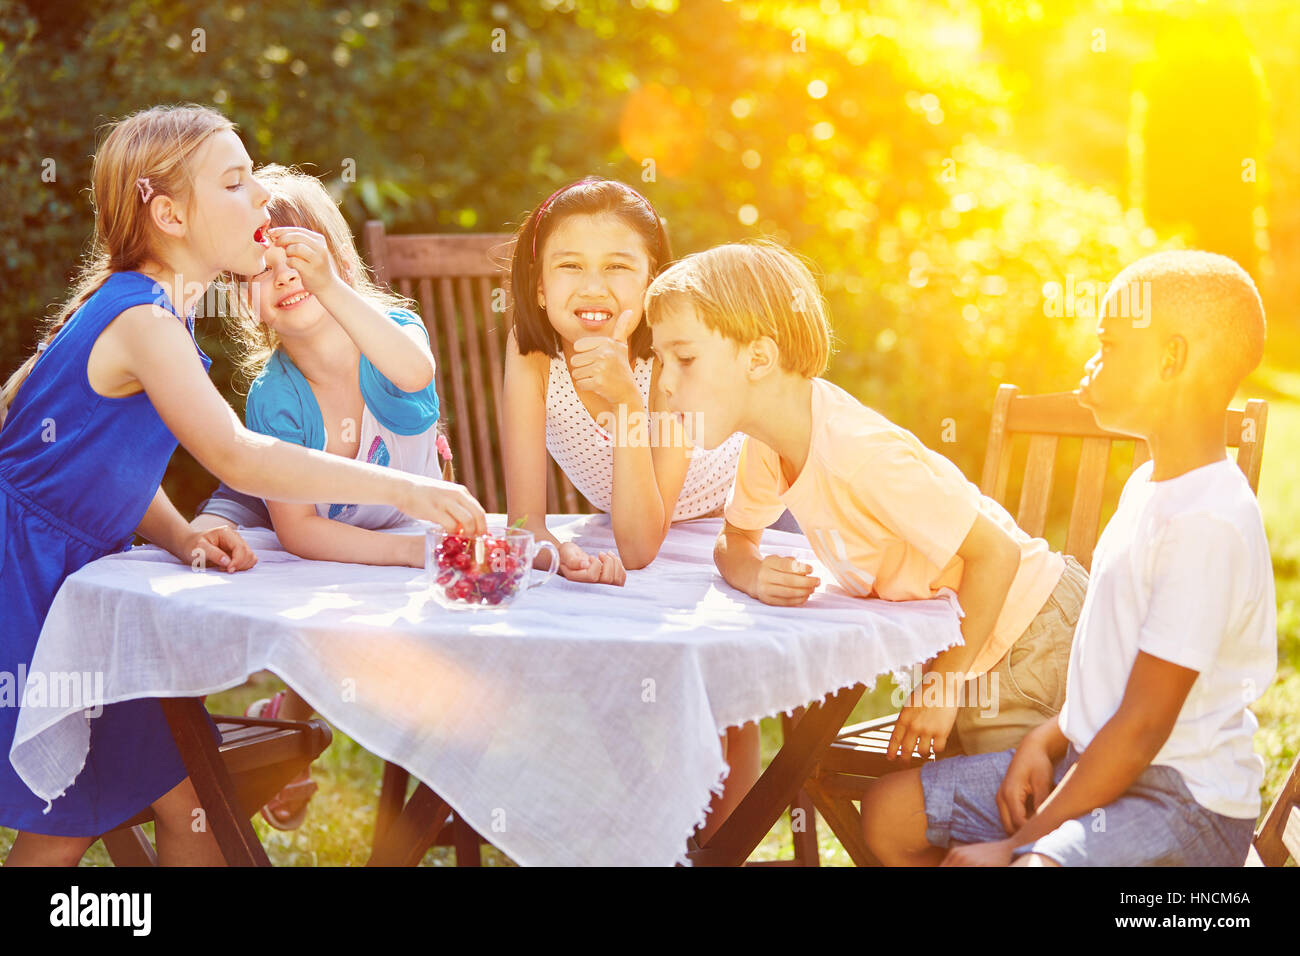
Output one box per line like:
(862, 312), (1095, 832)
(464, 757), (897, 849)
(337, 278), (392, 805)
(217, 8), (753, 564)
(530, 180), (658, 262)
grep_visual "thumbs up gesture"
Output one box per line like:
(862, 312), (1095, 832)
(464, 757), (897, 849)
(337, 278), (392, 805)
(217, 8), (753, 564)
(569, 308), (641, 405)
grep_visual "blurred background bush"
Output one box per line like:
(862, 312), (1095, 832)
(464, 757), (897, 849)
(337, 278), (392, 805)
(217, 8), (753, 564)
(1, 0), (1295, 516)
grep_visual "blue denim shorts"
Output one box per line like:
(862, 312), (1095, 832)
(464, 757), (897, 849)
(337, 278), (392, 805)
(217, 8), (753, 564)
(920, 746), (1256, 866)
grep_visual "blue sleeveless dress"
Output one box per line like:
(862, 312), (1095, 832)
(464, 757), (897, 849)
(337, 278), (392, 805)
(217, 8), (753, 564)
(1, 271), (214, 836)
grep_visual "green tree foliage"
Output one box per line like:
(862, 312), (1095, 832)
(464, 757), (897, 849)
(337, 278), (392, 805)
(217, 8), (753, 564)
(0, 0), (1277, 516)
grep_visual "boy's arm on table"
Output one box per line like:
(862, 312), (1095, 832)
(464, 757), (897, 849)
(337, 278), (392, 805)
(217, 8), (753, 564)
(714, 521), (820, 605)
(136, 485), (257, 571)
(266, 500), (423, 568)
(888, 511), (1021, 758)
(942, 652), (1198, 866)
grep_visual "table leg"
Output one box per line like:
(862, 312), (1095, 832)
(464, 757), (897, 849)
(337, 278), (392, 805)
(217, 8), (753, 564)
(689, 683), (865, 866)
(782, 707), (821, 867)
(367, 782), (453, 866)
(160, 697), (271, 867)
(372, 760), (410, 855)
(451, 814), (483, 867)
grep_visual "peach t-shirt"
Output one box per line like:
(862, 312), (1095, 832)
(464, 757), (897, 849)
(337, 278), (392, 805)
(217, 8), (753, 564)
(725, 378), (1065, 676)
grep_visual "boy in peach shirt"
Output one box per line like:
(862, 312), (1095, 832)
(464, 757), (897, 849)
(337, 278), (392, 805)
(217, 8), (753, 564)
(644, 241), (1085, 758)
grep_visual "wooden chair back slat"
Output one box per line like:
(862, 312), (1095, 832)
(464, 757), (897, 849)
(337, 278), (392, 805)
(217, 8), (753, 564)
(477, 277), (507, 442)
(978, 384), (1016, 502)
(415, 278), (442, 383)
(381, 234), (509, 279)
(1015, 434), (1058, 538)
(981, 387), (1267, 571)
(362, 222), (595, 516)
(453, 275), (495, 511)
(1254, 752), (1300, 866)
(1064, 437), (1112, 568)
(1235, 399), (1267, 492)
(435, 276), (478, 498)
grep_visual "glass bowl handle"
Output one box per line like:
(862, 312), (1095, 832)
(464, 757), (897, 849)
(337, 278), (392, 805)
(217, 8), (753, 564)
(529, 541), (560, 588)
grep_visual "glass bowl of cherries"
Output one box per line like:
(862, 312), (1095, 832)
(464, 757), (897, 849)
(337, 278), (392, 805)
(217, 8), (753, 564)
(426, 526), (559, 610)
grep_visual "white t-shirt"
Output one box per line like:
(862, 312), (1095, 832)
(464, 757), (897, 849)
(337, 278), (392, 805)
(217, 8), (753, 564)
(1059, 458), (1276, 819)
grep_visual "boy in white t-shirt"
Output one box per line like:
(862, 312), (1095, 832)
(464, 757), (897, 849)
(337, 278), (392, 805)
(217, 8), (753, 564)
(862, 250), (1276, 866)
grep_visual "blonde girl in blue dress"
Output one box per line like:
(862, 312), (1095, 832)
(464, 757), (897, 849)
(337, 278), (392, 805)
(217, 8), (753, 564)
(0, 105), (485, 866)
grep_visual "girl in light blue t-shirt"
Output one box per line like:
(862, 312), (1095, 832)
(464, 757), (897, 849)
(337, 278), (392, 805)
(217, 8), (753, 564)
(195, 164), (451, 829)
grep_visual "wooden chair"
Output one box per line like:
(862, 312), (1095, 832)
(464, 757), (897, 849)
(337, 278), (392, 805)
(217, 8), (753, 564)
(799, 384), (1269, 865)
(98, 711), (333, 865)
(362, 221), (595, 516)
(363, 222), (605, 865)
(1249, 752), (1300, 866)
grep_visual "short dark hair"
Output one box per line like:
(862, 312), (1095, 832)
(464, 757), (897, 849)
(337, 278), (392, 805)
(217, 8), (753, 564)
(1108, 250), (1266, 394)
(506, 177), (671, 360)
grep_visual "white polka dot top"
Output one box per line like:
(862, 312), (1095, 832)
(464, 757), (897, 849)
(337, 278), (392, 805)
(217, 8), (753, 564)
(544, 354), (745, 519)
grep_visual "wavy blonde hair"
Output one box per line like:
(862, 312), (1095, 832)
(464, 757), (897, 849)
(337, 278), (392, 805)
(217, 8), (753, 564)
(223, 164), (413, 390)
(0, 104), (234, 428)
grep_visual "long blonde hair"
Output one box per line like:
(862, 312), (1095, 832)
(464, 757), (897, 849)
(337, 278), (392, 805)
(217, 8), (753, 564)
(223, 164), (413, 390)
(0, 104), (235, 428)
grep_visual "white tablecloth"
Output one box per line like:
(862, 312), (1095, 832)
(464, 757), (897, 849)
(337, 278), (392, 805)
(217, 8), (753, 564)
(13, 515), (962, 865)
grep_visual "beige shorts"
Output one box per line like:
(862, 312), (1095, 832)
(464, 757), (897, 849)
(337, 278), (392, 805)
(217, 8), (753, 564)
(952, 555), (1089, 755)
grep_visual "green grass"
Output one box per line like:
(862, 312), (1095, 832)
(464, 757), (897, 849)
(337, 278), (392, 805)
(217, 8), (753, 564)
(3, 366), (1298, 865)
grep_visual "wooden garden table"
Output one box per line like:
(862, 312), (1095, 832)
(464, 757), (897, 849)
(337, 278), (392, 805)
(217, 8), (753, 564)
(13, 515), (962, 866)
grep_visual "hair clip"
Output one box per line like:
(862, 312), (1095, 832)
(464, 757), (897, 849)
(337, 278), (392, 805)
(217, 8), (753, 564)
(435, 433), (454, 462)
(36, 342), (48, 353)
(136, 177), (155, 204)
(530, 180), (657, 262)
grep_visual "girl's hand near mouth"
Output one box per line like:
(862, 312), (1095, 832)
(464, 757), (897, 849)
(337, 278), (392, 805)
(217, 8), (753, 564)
(268, 226), (338, 296)
(569, 309), (641, 405)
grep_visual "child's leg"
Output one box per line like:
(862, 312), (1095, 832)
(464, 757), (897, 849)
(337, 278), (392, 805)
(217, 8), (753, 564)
(4, 831), (96, 866)
(860, 768), (946, 866)
(955, 556), (1087, 754)
(1007, 761), (1256, 867)
(276, 688), (314, 722)
(150, 776), (225, 866)
(247, 687), (319, 829)
(696, 721), (761, 843)
(866, 749), (1019, 865)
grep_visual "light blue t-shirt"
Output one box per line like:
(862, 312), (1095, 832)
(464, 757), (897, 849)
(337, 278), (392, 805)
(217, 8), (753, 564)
(245, 307), (439, 447)
(244, 307), (441, 527)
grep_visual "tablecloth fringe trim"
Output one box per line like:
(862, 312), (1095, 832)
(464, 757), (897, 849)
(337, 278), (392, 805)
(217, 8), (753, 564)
(678, 633), (964, 866)
(717, 633), (964, 734)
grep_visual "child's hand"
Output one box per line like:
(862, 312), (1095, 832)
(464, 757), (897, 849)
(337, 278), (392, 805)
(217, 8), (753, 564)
(941, 839), (1015, 867)
(406, 478), (488, 537)
(181, 526), (258, 573)
(996, 734), (1055, 834)
(569, 309), (641, 406)
(267, 227), (337, 294)
(753, 555), (820, 606)
(557, 541), (627, 587)
(887, 697), (959, 760)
